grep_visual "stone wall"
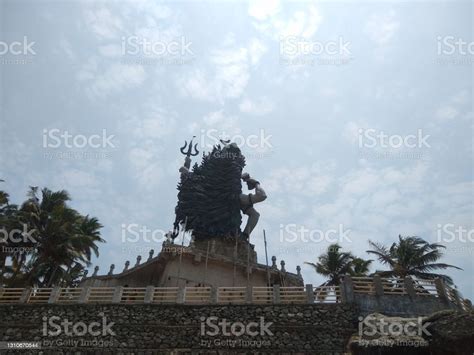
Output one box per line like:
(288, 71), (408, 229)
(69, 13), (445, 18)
(353, 293), (458, 317)
(0, 303), (357, 354)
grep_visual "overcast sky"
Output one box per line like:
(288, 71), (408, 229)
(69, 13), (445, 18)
(0, 0), (472, 299)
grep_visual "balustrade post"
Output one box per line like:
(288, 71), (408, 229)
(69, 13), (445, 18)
(112, 286), (123, 304)
(19, 288), (31, 303)
(246, 286), (253, 303)
(273, 285), (280, 304)
(305, 284), (314, 304)
(144, 286), (154, 304)
(78, 287), (90, 304)
(211, 286), (218, 304)
(373, 275), (384, 297)
(177, 286), (185, 304)
(48, 287), (61, 304)
(342, 275), (355, 303)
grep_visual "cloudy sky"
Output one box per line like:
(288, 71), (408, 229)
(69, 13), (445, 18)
(1, 0), (472, 299)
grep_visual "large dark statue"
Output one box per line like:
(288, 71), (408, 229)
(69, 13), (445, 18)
(173, 138), (266, 241)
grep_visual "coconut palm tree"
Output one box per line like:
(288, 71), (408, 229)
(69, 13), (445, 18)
(305, 244), (372, 286)
(351, 257), (373, 277)
(19, 187), (104, 287)
(305, 244), (355, 286)
(0, 181), (22, 281)
(367, 235), (461, 284)
(305, 244), (372, 301)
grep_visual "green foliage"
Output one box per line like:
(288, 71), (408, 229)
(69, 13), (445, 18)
(304, 244), (372, 286)
(0, 185), (104, 287)
(367, 235), (461, 284)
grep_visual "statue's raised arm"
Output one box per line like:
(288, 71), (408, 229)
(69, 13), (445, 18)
(239, 173), (267, 240)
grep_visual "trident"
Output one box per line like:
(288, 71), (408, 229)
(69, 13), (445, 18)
(180, 136), (199, 169)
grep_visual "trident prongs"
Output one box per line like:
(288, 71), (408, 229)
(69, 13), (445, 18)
(180, 136), (199, 157)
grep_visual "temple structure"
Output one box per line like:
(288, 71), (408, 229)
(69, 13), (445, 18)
(80, 139), (303, 288)
(79, 237), (303, 288)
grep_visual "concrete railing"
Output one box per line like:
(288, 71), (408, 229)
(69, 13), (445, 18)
(345, 276), (472, 312)
(0, 277), (471, 310)
(0, 285), (340, 305)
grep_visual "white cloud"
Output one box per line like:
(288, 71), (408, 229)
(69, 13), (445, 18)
(251, 4), (322, 40)
(434, 90), (471, 121)
(264, 163), (335, 197)
(178, 46), (250, 103)
(203, 110), (226, 126)
(341, 169), (379, 196)
(239, 97), (274, 116)
(248, 0), (281, 21)
(84, 64), (146, 98)
(435, 106), (459, 121)
(342, 120), (369, 145)
(128, 147), (163, 189)
(177, 36), (270, 103)
(58, 38), (75, 60)
(55, 169), (98, 188)
(248, 38), (267, 65)
(84, 6), (123, 39)
(365, 10), (399, 45)
(128, 108), (177, 140)
(98, 44), (122, 57)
